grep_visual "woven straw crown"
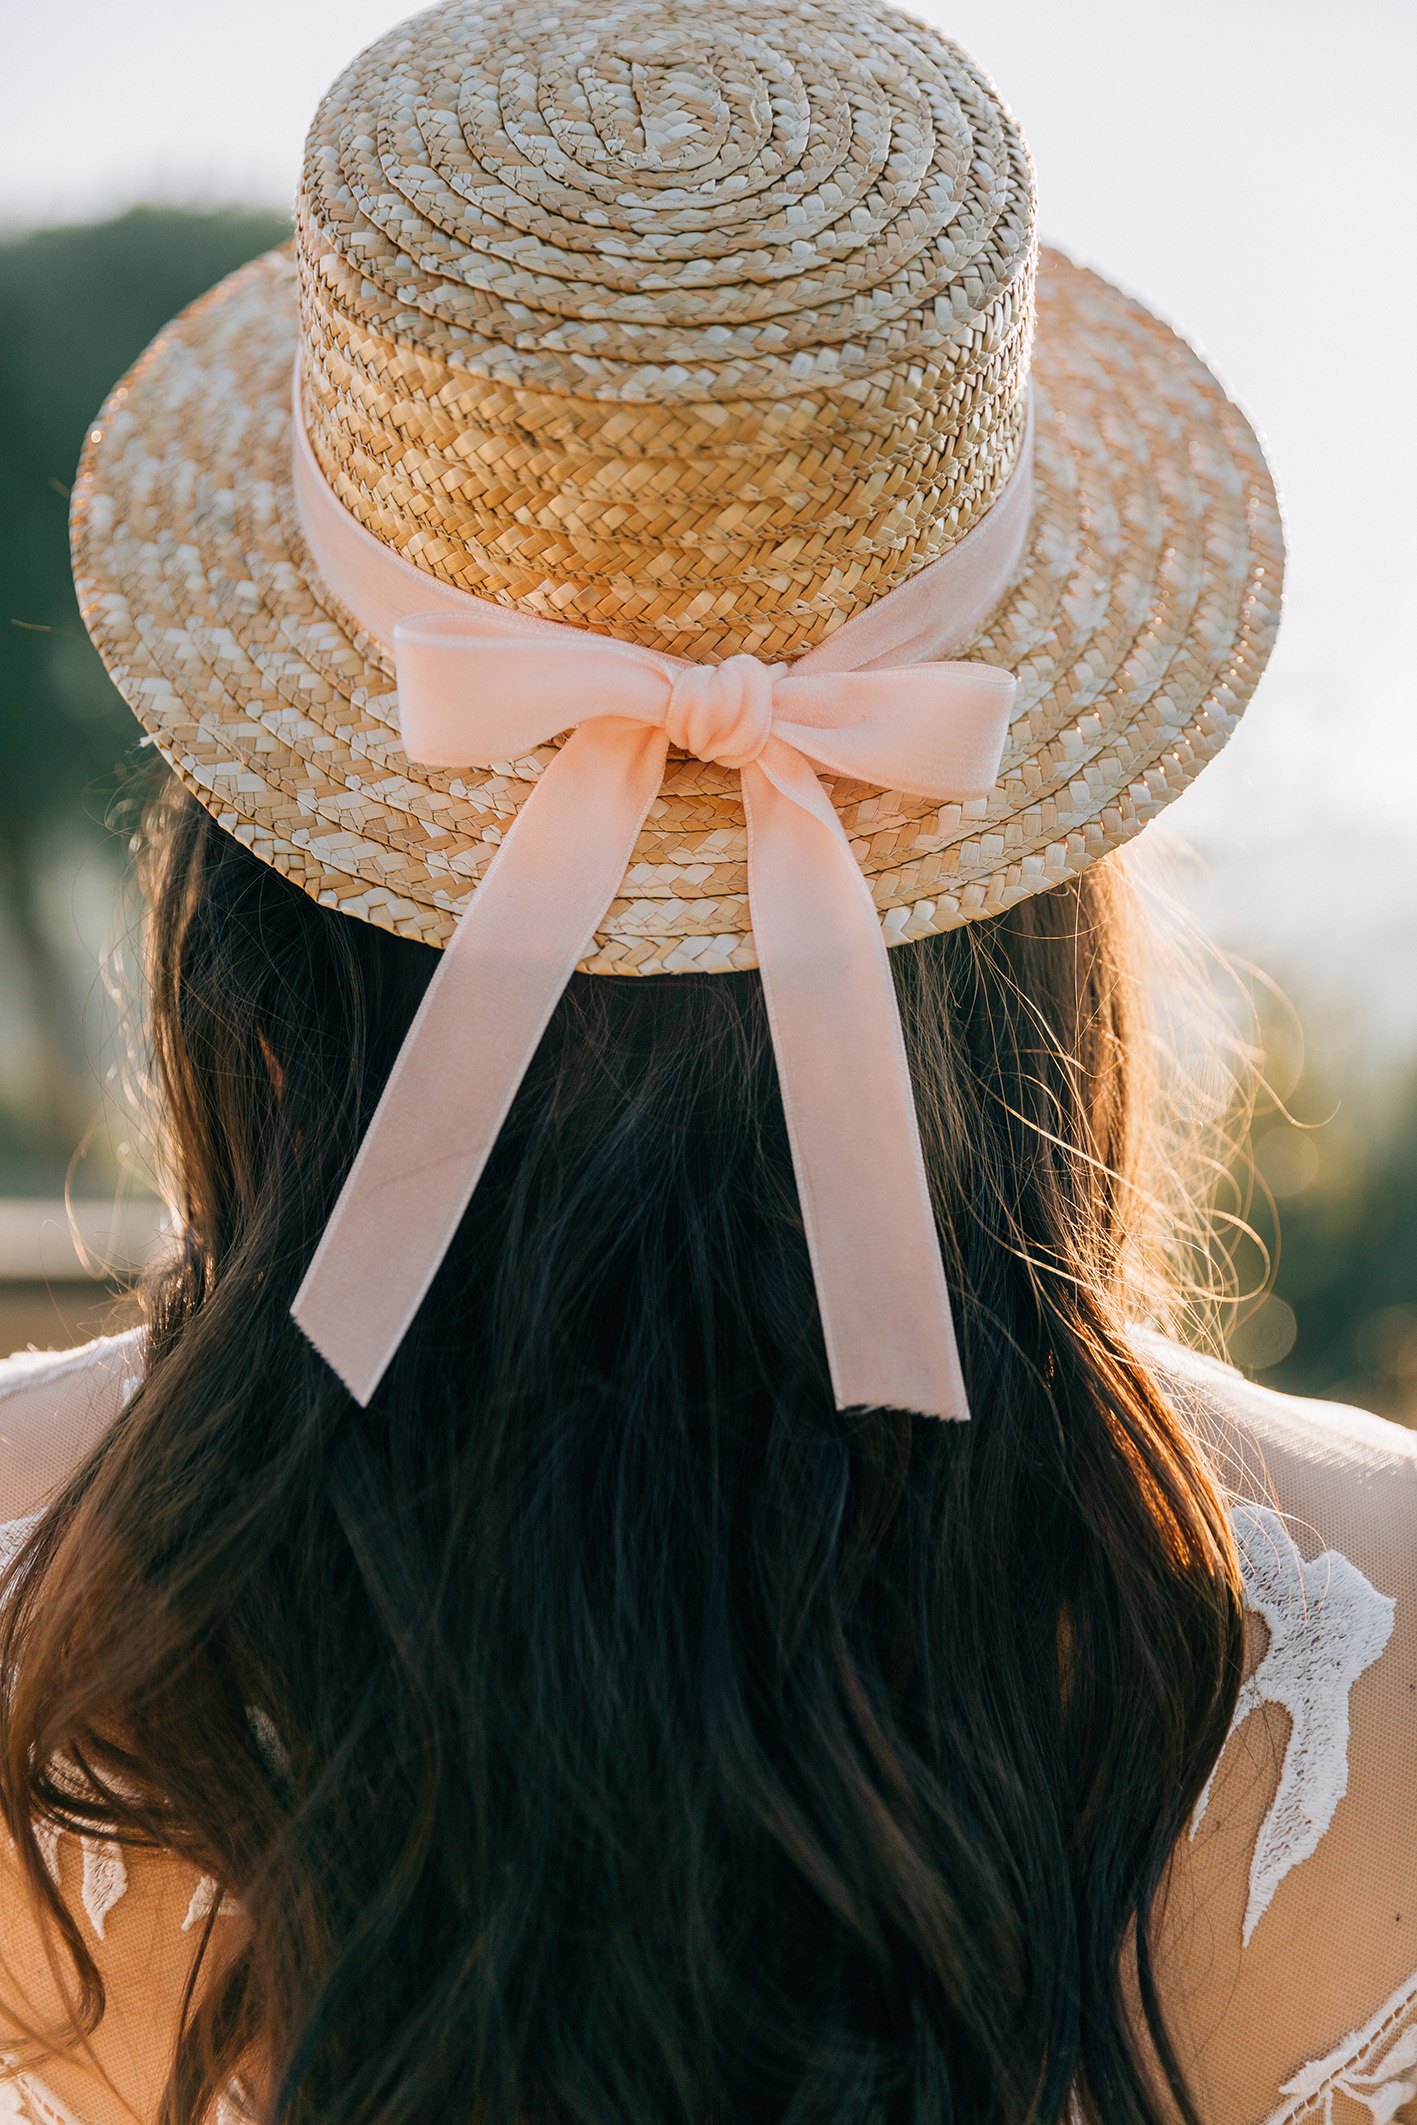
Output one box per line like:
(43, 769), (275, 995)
(71, 0), (1283, 971)
(300, 0), (1034, 661)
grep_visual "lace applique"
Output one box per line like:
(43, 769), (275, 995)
(247, 1706), (289, 1782)
(0, 2065), (91, 2125)
(76, 1841), (126, 1942)
(1263, 1969), (1417, 2123)
(0, 1517), (41, 1577)
(30, 1818), (128, 1942)
(30, 1739), (252, 1948)
(32, 1757), (132, 1941)
(182, 1873), (240, 1931)
(34, 1829), (238, 1942)
(1193, 1505), (1395, 1946)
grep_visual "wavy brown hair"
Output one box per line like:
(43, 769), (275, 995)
(0, 785), (1241, 2125)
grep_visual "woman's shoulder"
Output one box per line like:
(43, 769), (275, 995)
(1136, 1324), (1417, 1484)
(0, 1815), (221, 2125)
(0, 1328), (145, 1421)
(1138, 1329), (1417, 1672)
(1137, 1330), (1417, 2122)
(0, 1330), (145, 1528)
(0, 1330), (235, 2125)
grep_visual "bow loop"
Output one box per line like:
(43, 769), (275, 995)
(392, 620), (672, 767)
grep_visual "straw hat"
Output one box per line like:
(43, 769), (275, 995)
(71, 0), (1282, 976)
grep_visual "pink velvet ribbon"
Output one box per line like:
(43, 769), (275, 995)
(288, 374), (1033, 1417)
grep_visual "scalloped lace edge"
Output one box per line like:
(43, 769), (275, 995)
(1262, 1967), (1417, 2123)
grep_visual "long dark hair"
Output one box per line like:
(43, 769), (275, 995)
(0, 784), (1241, 2125)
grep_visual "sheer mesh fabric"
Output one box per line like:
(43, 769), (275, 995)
(1140, 1337), (1417, 2124)
(1, 1330), (1416, 2125)
(0, 1328), (228, 2125)
(0, 1335), (144, 1528)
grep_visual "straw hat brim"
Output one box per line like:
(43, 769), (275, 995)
(71, 243), (1282, 970)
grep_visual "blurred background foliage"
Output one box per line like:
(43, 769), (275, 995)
(1, 207), (1415, 1418)
(0, 207), (287, 1188)
(1221, 1000), (1417, 1422)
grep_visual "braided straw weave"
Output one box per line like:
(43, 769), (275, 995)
(71, 0), (1282, 971)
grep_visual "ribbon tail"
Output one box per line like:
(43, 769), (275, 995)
(291, 721), (670, 1404)
(743, 741), (969, 1421)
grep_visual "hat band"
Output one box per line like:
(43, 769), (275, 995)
(288, 369), (1034, 1418)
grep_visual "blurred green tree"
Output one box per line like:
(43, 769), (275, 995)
(1217, 985), (1417, 1423)
(0, 207), (288, 1172)
(1263, 1061), (1417, 1419)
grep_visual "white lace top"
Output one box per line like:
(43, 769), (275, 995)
(1, 1328), (1415, 2125)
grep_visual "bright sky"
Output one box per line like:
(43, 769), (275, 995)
(7, 0), (1416, 1043)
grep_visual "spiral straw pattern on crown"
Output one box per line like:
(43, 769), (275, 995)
(296, 0), (1036, 660)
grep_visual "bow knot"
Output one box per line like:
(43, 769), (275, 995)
(665, 654), (778, 769)
(288, 364), (1038, 1423)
